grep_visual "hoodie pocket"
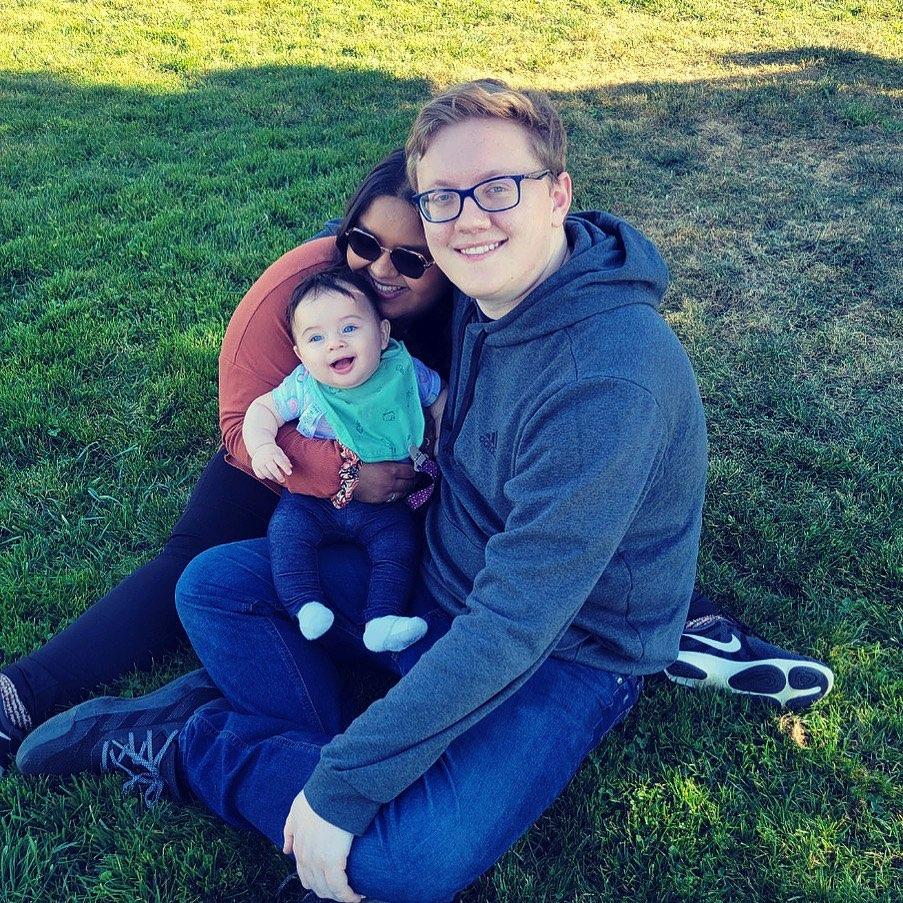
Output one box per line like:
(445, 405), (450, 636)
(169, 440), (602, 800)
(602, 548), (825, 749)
(434, 503), (488, 588)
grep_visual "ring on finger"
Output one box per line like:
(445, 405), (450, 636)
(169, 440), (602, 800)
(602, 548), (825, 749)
(387, 492), (399, 503)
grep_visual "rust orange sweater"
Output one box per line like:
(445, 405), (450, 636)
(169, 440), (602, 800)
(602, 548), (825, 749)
(219, 237), (344, 497)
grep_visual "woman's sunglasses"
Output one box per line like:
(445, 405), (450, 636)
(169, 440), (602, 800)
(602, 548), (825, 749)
(344, 227), (435, 280)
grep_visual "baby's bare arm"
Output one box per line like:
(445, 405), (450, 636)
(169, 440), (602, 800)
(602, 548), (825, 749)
(243, 393), (293, 483)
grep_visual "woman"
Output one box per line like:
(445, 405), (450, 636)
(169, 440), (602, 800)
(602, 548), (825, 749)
(0, 149), (452, 769)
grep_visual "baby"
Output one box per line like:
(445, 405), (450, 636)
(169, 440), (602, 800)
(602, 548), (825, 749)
(243, 264), (446, 653)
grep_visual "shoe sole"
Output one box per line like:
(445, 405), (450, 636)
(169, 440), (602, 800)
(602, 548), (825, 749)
(665, 652), (834, 711)
(16, 671), (220, 775)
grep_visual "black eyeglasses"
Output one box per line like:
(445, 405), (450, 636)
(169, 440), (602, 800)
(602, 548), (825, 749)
(411, 170), (553, 224)
(343, 227), (435, 280)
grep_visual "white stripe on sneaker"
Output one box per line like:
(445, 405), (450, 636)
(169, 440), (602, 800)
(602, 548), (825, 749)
(684, 632), (742, 653)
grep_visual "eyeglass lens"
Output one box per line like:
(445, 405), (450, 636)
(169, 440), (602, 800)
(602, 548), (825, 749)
(421, 177), (520, 222)
(346, 229), (428, 279)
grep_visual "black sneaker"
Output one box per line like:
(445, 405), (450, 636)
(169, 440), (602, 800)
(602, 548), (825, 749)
(274, 877), (368, 903)
(664, 614), (834, 712)
(16, 669), (221, 805)
(274, 875), (458, 903)
(0, 705), (26, 777)
(274, 876), (315, 903)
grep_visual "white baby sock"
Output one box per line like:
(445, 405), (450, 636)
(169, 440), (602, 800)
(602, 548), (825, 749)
(297, 602), (335, 640)
(363, 615), (428, 653)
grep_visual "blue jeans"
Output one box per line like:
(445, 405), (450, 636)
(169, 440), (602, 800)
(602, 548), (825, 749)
(269, 493), (419, 623)
(175, 539), (642, 903)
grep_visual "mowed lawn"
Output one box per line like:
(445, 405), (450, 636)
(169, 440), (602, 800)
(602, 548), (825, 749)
(0, 1), (900, 900)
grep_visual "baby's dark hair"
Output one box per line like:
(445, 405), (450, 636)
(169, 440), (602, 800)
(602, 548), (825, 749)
(286, 264), (382, 336)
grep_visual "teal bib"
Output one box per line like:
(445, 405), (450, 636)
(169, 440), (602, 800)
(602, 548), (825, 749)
(308, 339), (425, 462)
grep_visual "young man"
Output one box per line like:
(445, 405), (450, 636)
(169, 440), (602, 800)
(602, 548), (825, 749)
(16, 81), (830, 903)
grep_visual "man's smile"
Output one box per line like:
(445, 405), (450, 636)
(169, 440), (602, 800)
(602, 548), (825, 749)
(455, 240), (505, 259)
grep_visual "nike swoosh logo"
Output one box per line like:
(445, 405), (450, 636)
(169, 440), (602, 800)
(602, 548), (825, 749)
(687, 633), (742, 653)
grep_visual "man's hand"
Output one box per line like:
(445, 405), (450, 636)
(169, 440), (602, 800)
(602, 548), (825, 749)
(283, 790), (361, 903)
(250, 442), (293, 483)
(354, 460), (416, 504)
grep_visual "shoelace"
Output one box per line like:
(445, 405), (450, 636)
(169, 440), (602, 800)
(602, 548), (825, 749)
(0, 673), (32, 732)
(685, 611), (755, 637)
(101, 729), (178, 808)
(274, 874), (304, 902)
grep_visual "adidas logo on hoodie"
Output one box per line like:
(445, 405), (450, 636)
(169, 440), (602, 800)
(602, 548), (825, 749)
(480, 431), (497, 454)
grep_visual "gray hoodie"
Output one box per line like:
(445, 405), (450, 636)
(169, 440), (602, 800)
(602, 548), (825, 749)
(305, 211), (708, 834)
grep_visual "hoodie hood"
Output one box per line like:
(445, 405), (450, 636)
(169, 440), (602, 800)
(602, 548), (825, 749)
(477, 211), (670, 346)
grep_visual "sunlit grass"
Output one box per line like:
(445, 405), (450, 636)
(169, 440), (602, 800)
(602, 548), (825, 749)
(1, 1), (900, 900)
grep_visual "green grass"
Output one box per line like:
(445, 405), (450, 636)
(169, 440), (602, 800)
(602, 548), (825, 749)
(1, 1), (901, 900)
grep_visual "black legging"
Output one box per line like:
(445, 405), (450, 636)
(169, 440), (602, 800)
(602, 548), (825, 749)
(3, 449), (279, 726)
(4, 449), (715, 727)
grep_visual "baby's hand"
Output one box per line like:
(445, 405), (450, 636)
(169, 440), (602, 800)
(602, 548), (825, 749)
(250, 442), (293, 483)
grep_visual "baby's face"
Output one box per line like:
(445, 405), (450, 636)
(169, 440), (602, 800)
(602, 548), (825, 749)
(291, 287), (390, 389)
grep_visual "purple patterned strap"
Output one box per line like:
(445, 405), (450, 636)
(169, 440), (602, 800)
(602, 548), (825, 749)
(406, 448), (440, 511)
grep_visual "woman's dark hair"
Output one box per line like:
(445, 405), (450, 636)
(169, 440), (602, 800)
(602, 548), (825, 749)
(286, 263), (381, 335)
(334, 148), (410, 258)
(329, 148), (453, 378)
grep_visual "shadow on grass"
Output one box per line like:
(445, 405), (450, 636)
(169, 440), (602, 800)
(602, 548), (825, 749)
(722, 45), (903, 89)
(0, 55), (900, 903)
(0, 51), (898, 308)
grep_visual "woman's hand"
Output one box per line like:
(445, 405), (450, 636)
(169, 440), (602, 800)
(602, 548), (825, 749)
(283, 790), (361, 903)
(354, 460), (416, 504)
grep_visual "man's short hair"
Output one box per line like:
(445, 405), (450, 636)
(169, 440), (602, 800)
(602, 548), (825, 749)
(405, 79), (567, 189)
